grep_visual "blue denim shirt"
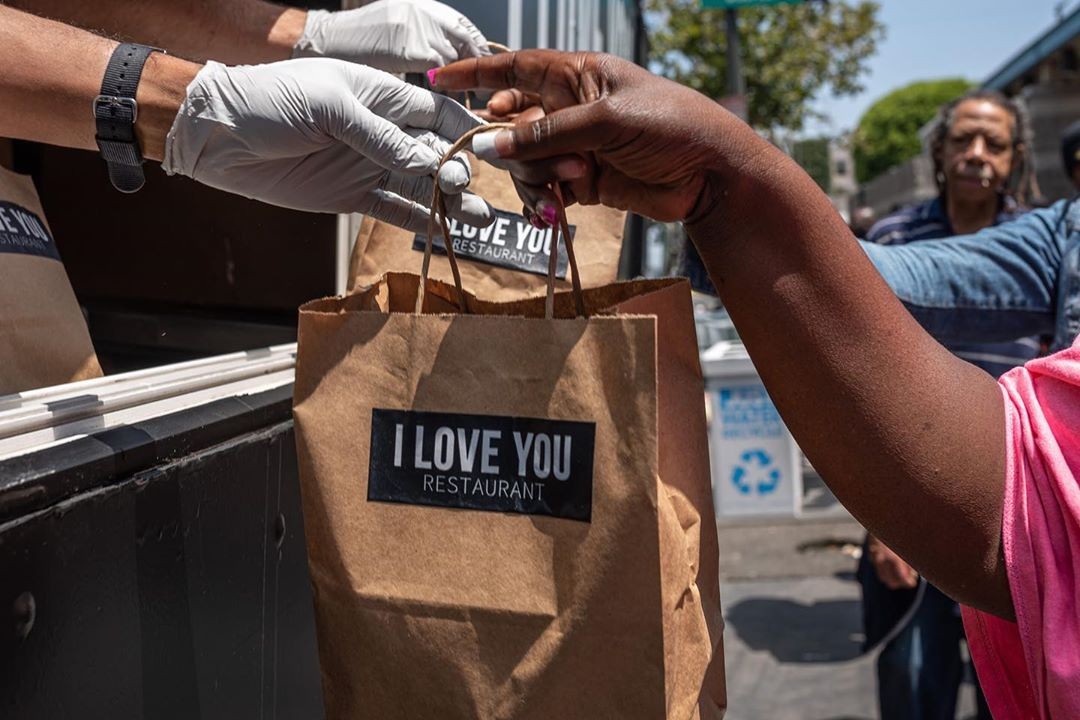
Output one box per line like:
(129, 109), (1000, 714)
(861, 198), (1080, 353)
(864, 196), (1040, 378)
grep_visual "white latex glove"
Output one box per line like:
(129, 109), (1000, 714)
(163, 59), (493, 232)
(292, 0), (490, 74)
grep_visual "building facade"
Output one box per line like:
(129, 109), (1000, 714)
(438, 0), (644, 61)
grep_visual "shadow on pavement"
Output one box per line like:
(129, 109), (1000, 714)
(725, 596), (864, 663)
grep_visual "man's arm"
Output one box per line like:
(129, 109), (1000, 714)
(0, 4), (200, 160)
(6, 0), (492, 71)
(4, 0), (302, 65)
(861, 205), (1067, 344)
(0, 5), (491, 228)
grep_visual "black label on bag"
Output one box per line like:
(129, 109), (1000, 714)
(0, 201), (58, 261)
(368, 408), (595, 522)
(412, 208), (573, 278)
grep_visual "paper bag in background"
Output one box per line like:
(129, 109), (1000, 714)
(294, 273), (725, 719)
(0, 165), (101, 395)
(348, 156), (627, 299)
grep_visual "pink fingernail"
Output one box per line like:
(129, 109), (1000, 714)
(426, 68), (439, 86)
(540, 202), (559, 226)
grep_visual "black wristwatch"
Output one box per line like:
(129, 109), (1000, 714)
(94, 43), (163, 193)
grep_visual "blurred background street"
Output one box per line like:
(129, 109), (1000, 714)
(718, 472), (983, 720)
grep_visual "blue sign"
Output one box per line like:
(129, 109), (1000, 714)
(717, 386), (784, 440)
(730, 448), (782, 496)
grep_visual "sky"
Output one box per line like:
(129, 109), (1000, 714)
(806, 0), (1077, 135)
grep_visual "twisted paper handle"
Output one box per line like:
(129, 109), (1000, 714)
(416, 123), (586, 320)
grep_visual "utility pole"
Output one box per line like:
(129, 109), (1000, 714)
(703, 0), (811, 120)
(724, 8), (745, 98)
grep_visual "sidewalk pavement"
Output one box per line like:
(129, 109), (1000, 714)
(717, 474), (981, 719)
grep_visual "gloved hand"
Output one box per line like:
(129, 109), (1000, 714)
(292, 0), (490, 74)
(163, 59), (493, 232)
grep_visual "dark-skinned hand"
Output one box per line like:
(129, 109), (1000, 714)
(432, 50), (757, 224)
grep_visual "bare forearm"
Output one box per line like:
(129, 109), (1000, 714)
(5, 0), (305, 64)
(686, 122), (1011, 618)
(0, 5), (200, 161)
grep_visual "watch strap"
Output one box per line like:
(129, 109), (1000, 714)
(94, 43), (160, 193)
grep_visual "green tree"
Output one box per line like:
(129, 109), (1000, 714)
(853, 78), (973, 183)
(648, 0), (884, 134)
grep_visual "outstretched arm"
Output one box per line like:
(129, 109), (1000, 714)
(435, 51), (1013, 619)
(0, 4), (491, 229)
(5, 0), (302, 64)
(0, 4), (198, 159)
(860, 208), (1064, 345)
(6, 0), (490, 70)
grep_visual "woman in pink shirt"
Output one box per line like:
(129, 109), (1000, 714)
(434, 51), (1079, 718)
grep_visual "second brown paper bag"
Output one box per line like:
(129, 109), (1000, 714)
(348, 156), (627, 299)
(0, 164), (101, 395)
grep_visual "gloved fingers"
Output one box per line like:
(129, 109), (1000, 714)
(356, 189), (436, 234)
(420, 35), (462, 70)
(406, 128), (472, 194)
(351, 76), (483, 160)
(372, 89), (483, 152)
(440, 189), (494, 228)
(335, 100), (441, 176)
(389, 42), (452, 73)
(380, 171), (494, 228)
(443, 14), (492, 61)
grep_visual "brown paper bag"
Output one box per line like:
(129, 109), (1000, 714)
(0, 165), (101, 395)
(347, 155), (627, 299)
(294, 270), (725, 719)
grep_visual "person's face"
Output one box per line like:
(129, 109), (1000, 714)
(941, 99), (1016, 203)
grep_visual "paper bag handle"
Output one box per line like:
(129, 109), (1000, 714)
(417, 123), (587, 320)
(548, 184), (587, 319)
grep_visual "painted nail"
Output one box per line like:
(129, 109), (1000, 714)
(539, 202), (559, 226)
(472, 130), (512, 161)
(529, 214), (547, 229)
(426, 68), (439, 86)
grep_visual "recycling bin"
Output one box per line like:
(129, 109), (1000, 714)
(701, 340), (803, 521)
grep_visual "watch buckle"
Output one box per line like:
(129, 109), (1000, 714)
(93, 94), (138, 122)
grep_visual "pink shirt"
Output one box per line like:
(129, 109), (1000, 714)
(962, 337), (1080, 719)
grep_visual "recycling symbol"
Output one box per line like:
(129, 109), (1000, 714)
(731, 449), (781, 496)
